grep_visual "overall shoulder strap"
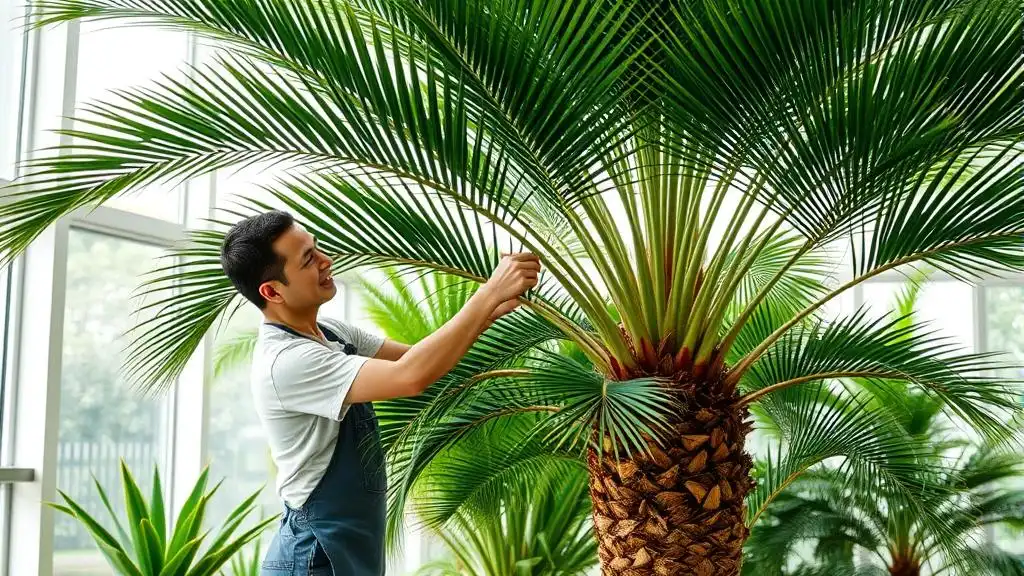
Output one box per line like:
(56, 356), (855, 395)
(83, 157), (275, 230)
(318, 322), (357, 355)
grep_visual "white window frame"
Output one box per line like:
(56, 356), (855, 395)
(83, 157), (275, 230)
(0, 213), (28, 576)
(2, 14), (209, 575)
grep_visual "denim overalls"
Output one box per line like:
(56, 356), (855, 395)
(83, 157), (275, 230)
(261, 323), (387, 576)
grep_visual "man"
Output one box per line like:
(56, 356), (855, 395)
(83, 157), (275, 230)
(219, 211), (540, 575)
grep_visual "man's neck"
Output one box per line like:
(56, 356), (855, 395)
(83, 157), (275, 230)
(263, 306), (322, 340)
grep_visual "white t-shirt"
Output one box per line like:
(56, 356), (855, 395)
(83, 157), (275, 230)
(250, 316), (385, 508)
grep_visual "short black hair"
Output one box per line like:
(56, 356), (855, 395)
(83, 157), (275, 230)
(220, 210), (295, 309)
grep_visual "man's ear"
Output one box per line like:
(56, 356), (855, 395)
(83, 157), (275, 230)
(259, 281), (284, 304)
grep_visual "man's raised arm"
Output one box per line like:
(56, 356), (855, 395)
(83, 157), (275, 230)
(345, 253), (540, 403)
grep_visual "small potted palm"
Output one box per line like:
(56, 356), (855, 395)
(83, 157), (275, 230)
(48, 459), (277, 576)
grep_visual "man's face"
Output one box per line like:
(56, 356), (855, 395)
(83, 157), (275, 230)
(260, 224), (337, 310)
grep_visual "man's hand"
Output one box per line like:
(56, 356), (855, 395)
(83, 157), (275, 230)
(483, 252), (541, 302)
(479, 252), (540, 329)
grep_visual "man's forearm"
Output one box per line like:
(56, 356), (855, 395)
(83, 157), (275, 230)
(395, 287), (501, 391)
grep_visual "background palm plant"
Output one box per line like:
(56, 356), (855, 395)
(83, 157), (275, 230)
(4, 1), (1024, 574)
(742, 275), (1024, 576)
(745, 444), (1024, 576)
(48, 461), (276, 576)
(412, 460), (596, 576)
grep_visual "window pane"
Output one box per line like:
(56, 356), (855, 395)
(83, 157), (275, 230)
(984, 286), (1024, 381)
(0, 265), (10, 574)
(0, 265), (9, 455)
(861, 279), (975, 352)
(0, 4), (26, 181)
(75, 21), (189, 221)
(0, 484), (7, 574)
(206, 305), (279, 531)
(983, 285), (1024, 554)
(53, 231), (170, 575)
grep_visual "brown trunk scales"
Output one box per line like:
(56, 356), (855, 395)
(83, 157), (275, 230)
(587, 374), (754, 576)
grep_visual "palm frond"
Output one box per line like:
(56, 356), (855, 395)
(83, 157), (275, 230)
(747, 383), (935, 529)
(859, 142), (1024, 282)
(747, 272), (1024, 576)
(356, 265), (599, 569)
(417, 458), (596, 576)
(13, 0), (651, 349)
(748, 382), (1005, 573)
(31, 0), (394, 94)
(744, 472), (883, 574)
(660, 0), (1024, 378)
(357, 273), (434, 345)
(120, 229), (238, 393)
(128, 189), (594, 393)
(658, 0), (1024, 244)
(722, 231), (834, 364)
(952, 545), (1024, 576)
(380, 307), (565, 548)
(740, 309), (1018, 439)
(725, 232), (833, 325)
(212, 328), (259, 381)
(377, 305), (567, 454)
(411, 415), (585, 530)
(7, 9), (547, 255)
(892, 267), (933, 330)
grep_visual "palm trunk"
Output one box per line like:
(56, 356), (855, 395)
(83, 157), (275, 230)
(587, 385), (754, 575)
(888, 556), (921, 576)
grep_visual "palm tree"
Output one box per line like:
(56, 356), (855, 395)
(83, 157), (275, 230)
(3, 1), (1024, 574)
(743, 276), (1024, 575)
